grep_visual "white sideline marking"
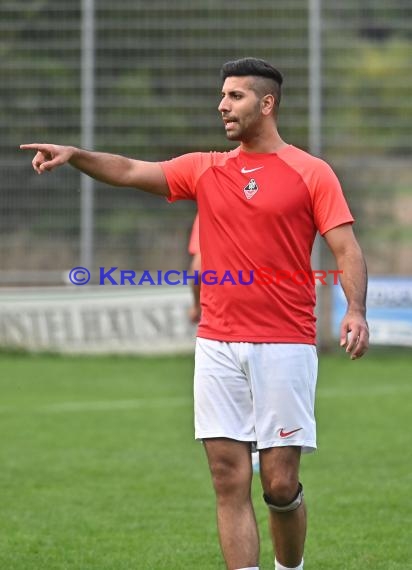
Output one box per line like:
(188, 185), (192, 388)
(0, 385), (411, 415)
(43, 396), (192, 413)
(317, 384), (412, 398)
(0, 396), (192, 414)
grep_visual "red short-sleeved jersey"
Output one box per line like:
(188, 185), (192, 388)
(161, 144), (354, 344)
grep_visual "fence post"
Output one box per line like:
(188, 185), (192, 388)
(80, 0), (95, 271)
(309, 0), (327, 347)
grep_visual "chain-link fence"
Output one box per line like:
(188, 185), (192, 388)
(1, 0), (411, 284)
(322, 1), (412, 276)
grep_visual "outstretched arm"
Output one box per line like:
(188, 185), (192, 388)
(323, 223), (369, 360)
(20, 143), (169, 197)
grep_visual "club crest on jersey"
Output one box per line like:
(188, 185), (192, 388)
(243, 178), (259, 200)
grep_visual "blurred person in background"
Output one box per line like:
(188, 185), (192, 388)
(188, 213), (201, 324)
(21, 57), (369, 570)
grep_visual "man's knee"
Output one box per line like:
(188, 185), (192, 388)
(209, 457), (251, 498)
(263, 479), (304, 513)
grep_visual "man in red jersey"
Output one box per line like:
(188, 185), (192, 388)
(21, 57), (369, 570)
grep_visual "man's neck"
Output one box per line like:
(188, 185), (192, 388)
(240, 131), (288, 154)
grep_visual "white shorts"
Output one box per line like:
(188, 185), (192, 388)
(194, 338), (318, 453)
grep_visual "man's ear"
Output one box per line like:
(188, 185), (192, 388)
(261, 94), (275, 116)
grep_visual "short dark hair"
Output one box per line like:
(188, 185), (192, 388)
(220, 57), (283, 111)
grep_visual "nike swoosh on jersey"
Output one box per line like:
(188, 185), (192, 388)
(279, 427), (303, 438)
(241, 166), (264, 174)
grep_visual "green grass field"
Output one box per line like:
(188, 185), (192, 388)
(0, 348), (411, 569)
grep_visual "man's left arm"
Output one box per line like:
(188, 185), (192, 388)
(323, 223), (369, 359)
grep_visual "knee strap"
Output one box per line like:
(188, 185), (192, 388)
(263, 482), (304, 513)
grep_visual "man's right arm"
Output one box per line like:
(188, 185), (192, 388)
(19, 143), (169, 197)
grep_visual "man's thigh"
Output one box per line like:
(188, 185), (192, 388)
(259, 445), (302, 488)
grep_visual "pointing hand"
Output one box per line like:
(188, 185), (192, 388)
(20, 143), (74, 174)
